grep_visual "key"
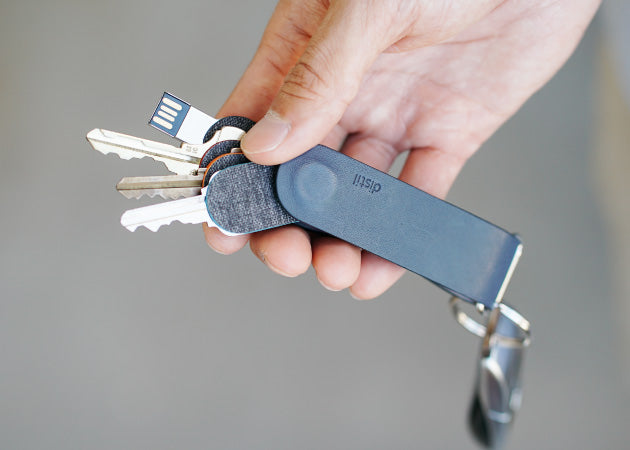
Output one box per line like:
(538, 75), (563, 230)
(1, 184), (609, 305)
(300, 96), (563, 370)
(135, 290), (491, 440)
(87, 128), (199, 174)
(119, 162), (291, 235)
(86, 126), (245, 175)
(149, 92), (217, 144)
(116, 173), (205, 200)
(120, 187), (241, 235)
(149, 92), (256, 145)
(115, 150), (247, 200)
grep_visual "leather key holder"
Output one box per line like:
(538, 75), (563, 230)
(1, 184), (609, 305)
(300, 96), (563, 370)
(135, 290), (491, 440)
(204, 144), (522, 309)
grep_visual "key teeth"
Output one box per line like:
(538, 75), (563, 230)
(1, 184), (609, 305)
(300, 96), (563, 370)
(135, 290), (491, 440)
(163, 160), (196, 175)
(146, 223), (162, 232)
(94, 148), (195, 175)
(119, 191), (142, 200)
(122, 218), (195, 232)
(118, 190), (199, 200)
(119, 188), (212, 233)
(119, 190), (161, 200)
(162, 192), (192, 200)
(87, 140), (137, 160)
(86, 128), (199, 175)
(100, 149), (133, 159)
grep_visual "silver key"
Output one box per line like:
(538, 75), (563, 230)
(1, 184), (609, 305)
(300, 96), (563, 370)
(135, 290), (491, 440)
(116, 173), (205, 200)
(115, 151), (245, 200)
(120, 187), (239, 235)
(86, 126), (245, 175)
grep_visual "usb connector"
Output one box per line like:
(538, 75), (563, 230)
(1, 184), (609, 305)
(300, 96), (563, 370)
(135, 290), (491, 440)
(149, 92), (217, 144)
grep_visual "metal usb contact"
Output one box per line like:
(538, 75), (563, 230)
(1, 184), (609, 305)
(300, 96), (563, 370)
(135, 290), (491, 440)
(149, 92), (218, 144)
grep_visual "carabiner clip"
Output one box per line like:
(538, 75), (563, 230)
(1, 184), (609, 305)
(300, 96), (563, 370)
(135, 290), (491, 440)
(450, 298), (531, 449)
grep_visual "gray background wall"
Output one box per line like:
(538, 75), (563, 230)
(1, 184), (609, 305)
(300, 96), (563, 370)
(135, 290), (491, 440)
(1, 1), (628, 449)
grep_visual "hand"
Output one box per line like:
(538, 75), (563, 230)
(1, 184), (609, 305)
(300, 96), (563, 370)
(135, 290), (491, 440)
(204, 0), (600, 298)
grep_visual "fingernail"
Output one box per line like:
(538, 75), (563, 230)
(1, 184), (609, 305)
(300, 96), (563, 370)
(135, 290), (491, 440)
(254, 248), (295, 277)
(265, 261), (296, 278)
(317, 276), (342, 292)
(349, 290), (369, 301)
(206, 241), (228, 255)
(241, 110), (290, 154)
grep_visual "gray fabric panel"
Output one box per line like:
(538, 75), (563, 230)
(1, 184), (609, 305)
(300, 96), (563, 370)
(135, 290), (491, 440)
(205, 163), (297, 234)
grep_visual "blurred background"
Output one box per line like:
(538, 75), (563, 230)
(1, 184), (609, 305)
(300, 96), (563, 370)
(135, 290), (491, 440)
(1, 1), (629, 449)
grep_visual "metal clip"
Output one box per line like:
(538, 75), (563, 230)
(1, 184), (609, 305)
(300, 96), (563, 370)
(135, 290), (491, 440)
(450, 297), (531, 449)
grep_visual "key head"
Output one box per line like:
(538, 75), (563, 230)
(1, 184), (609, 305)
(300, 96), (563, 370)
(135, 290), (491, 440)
(199, 139), (242, 170)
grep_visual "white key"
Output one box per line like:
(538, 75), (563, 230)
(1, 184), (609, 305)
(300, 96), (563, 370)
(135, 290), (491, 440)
(120, 187), (240, 235)
(86, 127), (245, 175)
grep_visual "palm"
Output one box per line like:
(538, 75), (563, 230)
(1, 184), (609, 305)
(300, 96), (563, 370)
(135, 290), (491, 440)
(336, 1), (588, 196)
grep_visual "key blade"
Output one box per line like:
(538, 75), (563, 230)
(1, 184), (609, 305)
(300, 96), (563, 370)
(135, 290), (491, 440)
(118, 187), (202, 200)
(120, 193), (209, 231)
(116, 173), (204, 200)
(86, 128), (200, 174)
(116, 174), (204, 190)
(119, 188), (240, 235)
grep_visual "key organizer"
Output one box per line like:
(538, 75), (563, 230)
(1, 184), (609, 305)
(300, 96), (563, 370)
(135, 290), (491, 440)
(205, 145), (522, 310)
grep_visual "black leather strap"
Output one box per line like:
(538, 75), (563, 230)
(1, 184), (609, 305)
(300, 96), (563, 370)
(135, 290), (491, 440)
(203, 116), (255, 144)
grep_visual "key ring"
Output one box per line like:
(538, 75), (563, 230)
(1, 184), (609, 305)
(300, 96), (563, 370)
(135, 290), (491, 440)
(449, 297), (531, 352)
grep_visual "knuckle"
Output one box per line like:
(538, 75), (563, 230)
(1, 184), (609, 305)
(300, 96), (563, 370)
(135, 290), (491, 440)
(280, 58), (330, 103)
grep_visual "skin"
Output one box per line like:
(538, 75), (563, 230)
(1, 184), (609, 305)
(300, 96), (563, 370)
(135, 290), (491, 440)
(204, 0), (601, 299)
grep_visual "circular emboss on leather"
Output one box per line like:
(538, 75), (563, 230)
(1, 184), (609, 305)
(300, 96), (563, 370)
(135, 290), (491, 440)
(294, 161), (337, 208)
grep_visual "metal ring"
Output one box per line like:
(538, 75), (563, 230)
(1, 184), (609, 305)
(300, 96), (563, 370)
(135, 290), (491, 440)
(449, 297), (531, 349)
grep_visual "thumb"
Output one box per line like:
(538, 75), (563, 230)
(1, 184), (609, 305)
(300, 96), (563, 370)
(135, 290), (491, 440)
(241, 2), (392, 165)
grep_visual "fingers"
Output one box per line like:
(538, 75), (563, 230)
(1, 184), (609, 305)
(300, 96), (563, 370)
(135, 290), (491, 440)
(340, 134), (403, 298)
(203, 225), (249, 255)
(399, 146), (468, 199)
(309, 134), (397, 292)
(249, 225), (312, 277)
(209, 0), (471, 294)
(340, 134), (398, 169)
(216, 0), (328, 120)
(241, 2), (397, 165)
(247, 133), (394, 290)
(312, 236), (361, 291)
(204, 125), (347, 258)
(350, 253), (406, 300)
(207, 1), (329, 256)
